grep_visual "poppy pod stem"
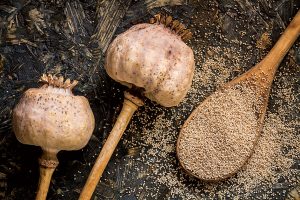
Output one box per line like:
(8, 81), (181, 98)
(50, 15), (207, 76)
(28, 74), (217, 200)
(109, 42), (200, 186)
(36, 150), (59, 200)
(79, 91), (144, 200)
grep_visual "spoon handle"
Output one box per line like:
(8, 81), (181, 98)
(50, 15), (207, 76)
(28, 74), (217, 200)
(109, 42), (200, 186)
(259, 11), (300, 77)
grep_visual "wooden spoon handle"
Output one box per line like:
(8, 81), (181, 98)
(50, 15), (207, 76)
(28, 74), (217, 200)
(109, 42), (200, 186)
(260, 10), (300, 75)
(79, 92), (143, 200)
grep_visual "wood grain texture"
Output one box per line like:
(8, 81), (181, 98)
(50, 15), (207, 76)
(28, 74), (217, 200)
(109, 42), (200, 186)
(92, 0), (132, 54)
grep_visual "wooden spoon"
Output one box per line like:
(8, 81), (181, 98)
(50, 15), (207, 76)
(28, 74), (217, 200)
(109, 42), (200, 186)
(176, 11), (300, 181)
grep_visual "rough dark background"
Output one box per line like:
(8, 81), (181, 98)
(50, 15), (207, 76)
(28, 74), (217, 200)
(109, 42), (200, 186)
(0, 0), (299, 199)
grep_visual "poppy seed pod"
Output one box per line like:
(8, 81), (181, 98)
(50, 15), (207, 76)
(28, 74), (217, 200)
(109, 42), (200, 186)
(13, 74), (95, 151)
(13, 74), (95, 200)
(79, 14), (195, 200)
(105, 14), (195, 107)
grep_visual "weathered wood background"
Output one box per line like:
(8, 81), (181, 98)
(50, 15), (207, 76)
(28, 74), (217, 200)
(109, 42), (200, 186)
(0, 0), (299, 199)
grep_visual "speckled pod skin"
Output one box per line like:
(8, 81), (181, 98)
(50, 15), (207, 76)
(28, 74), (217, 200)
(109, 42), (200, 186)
(105, 23), (195, 107)
(12, 75), (95, 153)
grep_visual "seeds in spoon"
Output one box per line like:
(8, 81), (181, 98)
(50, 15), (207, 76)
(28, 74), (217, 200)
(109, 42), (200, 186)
(177, 84), (263, 181)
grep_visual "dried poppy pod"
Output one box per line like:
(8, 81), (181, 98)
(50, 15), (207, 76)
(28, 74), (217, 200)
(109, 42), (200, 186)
(80, 14), (195, 200)
(13, 74), (95, 200)
(105, 14), (194, 107)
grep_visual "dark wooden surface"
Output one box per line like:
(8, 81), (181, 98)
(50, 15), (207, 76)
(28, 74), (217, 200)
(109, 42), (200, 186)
(0, 0), (299, 199)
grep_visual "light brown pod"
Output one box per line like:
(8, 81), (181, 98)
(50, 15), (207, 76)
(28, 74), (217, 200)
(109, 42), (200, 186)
(13, 74), (95, 200)
(105, 14), (195, 107)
